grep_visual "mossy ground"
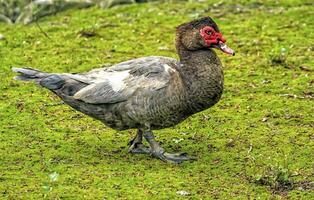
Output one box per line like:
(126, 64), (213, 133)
(0, 0), (313, 199)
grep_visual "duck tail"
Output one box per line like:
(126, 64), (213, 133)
(12, 67), (65, 90)
(12, 67), (49, 82)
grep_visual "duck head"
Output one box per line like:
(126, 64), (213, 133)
(176, 17), (235, 56)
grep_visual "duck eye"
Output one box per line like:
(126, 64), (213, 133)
(206, 31), (213, 35)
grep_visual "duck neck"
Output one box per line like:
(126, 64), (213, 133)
(176, 40), (224, 110)
(176, 40), (223, 87)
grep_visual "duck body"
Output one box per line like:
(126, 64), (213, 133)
(27, 52), (223, 131)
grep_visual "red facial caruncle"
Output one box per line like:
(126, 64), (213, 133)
(200, 26), (235, 56)
(200, 26), (226, 46)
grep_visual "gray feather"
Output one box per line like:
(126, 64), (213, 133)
(12, 67), (48, 82)
(72, 56), (176, 104)
(73, 81), (130, 104)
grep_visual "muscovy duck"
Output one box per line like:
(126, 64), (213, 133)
(12, 17), (234, 163)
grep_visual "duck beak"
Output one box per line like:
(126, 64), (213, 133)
(216, 41), (235, 56)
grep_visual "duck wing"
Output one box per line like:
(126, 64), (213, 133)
(72, 56), (179, 104)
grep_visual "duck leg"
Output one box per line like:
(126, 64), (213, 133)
(128, 129), (150, 154)
(143, 128), (193, 164)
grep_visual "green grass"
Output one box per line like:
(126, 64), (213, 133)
(0, 0), (313, 199)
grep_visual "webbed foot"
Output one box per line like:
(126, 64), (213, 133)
(128, 142), (150, 154)
(128, 130), (150, 154)
(151, 148), (194, 164)
(131, 127), (195, 164)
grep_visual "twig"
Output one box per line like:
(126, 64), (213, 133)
(35, 21), (52, 40)
(31, 0), (52, 40)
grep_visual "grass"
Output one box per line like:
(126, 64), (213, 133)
(0, 0), (313, 199)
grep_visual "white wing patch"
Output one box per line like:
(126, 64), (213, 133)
(106, 70), (130, 92)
